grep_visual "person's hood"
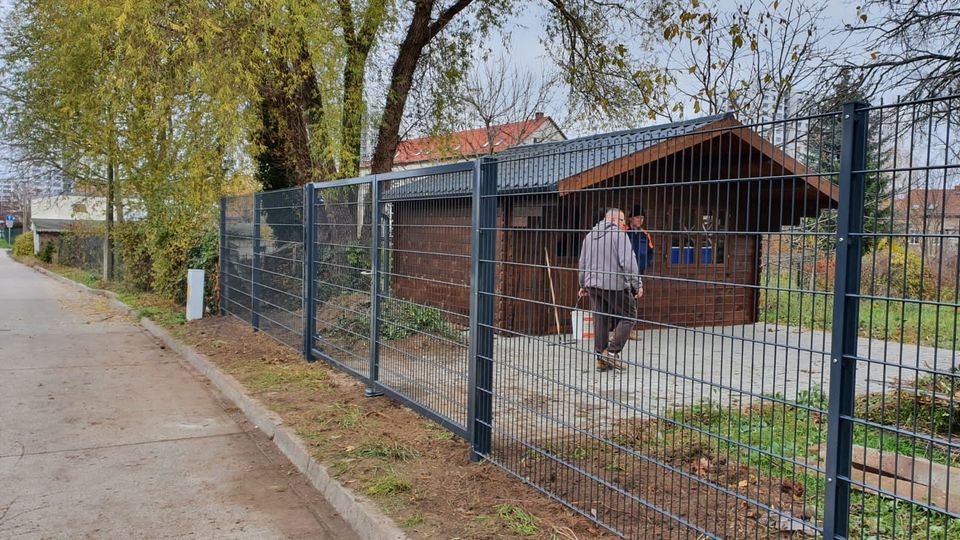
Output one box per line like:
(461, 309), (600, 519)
(590, 220), (620, 240)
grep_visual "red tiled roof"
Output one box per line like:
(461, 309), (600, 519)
(391, 116), (551, 165)
(894, 186), (960, 217)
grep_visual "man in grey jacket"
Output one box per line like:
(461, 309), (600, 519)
(578, 208), (644, 371)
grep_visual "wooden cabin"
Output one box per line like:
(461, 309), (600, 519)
(382, 113), (838, 335)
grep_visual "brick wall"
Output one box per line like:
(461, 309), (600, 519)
(389, 199), (507, 330)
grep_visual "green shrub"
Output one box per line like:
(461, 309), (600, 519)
(185, 227), (219, 311)
(38, 241), (54, 263)
(380, 300), (462, 342)
(145, 218), (211, 304)
(863, 238), (947, 301)
(330, 296), (463, 343)
(12, 232), (33, 257)
(114, 222), (153, 291)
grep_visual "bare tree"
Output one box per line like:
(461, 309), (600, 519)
(458, 57), (558, 153)
(654, 0), (839, 121)
(851, 1), (960, 99)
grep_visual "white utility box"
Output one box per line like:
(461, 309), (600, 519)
(186, 269), (205, 321)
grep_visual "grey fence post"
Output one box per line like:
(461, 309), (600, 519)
(303, 184), (316, 361)
(366, 177), (384, 397)
(823, 101), (869, 539)
(219, 197), (226, 315)
(468, 157), (496, 462)
(251, 194), (262, 331)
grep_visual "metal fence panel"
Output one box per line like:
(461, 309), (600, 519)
(310, 178), (374, 379)
(221, 194), (255, 325)
(476, 112), (841, 539)
(221, 188), (304, 350)
(376, 163), (476, 436)
(842, 97), (960, 539)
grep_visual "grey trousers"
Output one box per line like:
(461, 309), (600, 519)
(587, 288), (637, 354)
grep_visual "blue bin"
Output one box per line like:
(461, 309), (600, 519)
(671, 246), (695, 264)
(701, 246), (713, 265)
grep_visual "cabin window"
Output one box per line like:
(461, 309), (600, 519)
(670, 207), (726, 265)
(701, 211), (726, 265)
(670, 208), (696, 265)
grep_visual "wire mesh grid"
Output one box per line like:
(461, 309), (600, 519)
(218, 95), (960, 539)
(221, 193), (255, 325)
(843, 98), (960, 538)
(377, 166), (475, 434)
(469, 112), (846, 539)
(220, 188), (304, 350)
(310, 180), (374, 378)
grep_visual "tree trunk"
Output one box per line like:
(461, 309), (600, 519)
(337, 0), (387, 178)
(370, 0), (474, 174)
(103, 158), (114, 281)
(255, 40), (335, 190)
(341, 49), (368, 178)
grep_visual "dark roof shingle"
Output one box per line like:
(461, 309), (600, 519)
(382, 113), (731, 201)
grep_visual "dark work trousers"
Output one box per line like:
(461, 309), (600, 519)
(588, 288), (637, 355)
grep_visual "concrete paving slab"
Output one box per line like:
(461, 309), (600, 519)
(0, 251), (358, 539)
(0, 362), (242, 456)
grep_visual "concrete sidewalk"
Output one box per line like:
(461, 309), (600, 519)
(0, 251), (358, 539)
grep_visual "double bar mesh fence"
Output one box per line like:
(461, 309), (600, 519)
(220, 96), (960, 539)
(221, 187), (304, 350)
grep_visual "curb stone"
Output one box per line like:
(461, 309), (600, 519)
(24, 262), (408, 540)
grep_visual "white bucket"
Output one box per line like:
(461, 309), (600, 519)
(571, 309), (594, 341)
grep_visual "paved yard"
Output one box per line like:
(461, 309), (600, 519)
(343, 317), (954, 440)
(490, 322), (955, 436)
(0, 251), (358, 539)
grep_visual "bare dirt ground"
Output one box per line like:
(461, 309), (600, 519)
(177, 315), (813, 539)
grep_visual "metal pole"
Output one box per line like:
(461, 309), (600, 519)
(366, 178), (384, 397)
(467, 157), (497, 461)
(303, 184), (316, 361)
(219, 197), (227, 315)
(251, 194), (262, 331)
(823, 100), (869, 539)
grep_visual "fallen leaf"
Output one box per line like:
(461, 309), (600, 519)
(781, 479), (805, 497)
(738, 479), (749, 488)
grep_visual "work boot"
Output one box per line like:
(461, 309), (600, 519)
(605, 351), (627, 371)
(596, 349), (611, 372)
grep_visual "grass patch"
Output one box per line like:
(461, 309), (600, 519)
(659, 390), (960, 539)
(328, 459), (352, 477)
(367, 472), (412, 497)
(0, 238), (11, 249)
(52, 264), (104, 289)
(244, 364), (328, 393)
(401, 512), (425, 529)
(330, 403), (364, 429)
(495, 504), (539, 536)
(350, 440), (418, 462)
(296, 427), (326, 449)
(425, 422), (453, 440)
(759, 273), (960, 350)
